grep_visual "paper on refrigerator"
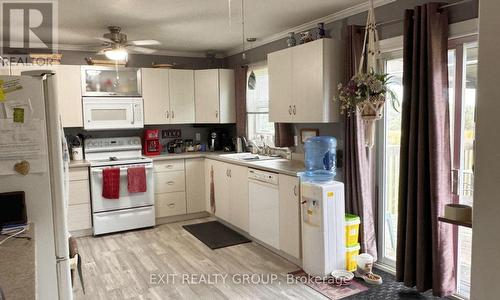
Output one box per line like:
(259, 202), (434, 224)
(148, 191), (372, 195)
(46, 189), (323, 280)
(0, 118), (47, 175)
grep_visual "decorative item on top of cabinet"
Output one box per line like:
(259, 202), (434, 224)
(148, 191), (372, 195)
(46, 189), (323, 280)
(194, 69), (235, 124)
(268, 38), (343, 123)
(287, 32), (297, 47)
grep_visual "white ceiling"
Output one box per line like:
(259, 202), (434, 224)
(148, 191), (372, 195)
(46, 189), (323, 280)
(57, 0), (385, 57)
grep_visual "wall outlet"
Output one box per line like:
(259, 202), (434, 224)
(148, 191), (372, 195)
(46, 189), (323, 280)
(195, 133), (201, 141)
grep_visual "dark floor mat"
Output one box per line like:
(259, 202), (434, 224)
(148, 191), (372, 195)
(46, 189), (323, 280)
(183, 221), (251, 250)
(345, 269), (447, 300)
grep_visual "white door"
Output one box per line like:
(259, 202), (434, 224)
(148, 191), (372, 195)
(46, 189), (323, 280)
(142, 68), (169, 125)
(213, 161), (229, 221)
(292, 40), (324, 122)
(268, 48), (293, 122)
(195, 69), (220, 123)
(186, 158), (206, 213)
(169, 69), (195, 124)
(54, 65), (83, 127)
(218, 69), (236, 123)
(279, 174), (301, 259)
(228, 165), (249, 231)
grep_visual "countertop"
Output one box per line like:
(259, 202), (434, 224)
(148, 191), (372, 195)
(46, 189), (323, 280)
(150, 152), (305, 176)
(69, 152), (306, 176)
(0, 224), (35, 300)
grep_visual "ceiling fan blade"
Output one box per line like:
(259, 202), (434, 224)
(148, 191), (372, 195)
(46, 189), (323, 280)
(127, 46), (156, 54)
(128, 40), (160, 46)
(96, 37), (115, 44)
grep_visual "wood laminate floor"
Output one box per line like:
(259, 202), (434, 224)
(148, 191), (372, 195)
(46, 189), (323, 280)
(73, 217), (325, 300)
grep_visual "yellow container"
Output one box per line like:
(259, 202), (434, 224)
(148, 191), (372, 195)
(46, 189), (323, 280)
(346, 243), (361, 272)
(345, 214), (361, 247)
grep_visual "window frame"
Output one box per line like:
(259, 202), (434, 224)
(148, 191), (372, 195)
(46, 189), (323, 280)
(246, 62), (274, 142)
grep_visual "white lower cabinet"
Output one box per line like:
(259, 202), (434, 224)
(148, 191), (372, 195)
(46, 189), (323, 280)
(185, 158), (206, 214)
(279, 174), (301, 259)
(154, 160), (187, 218)
(67, 168), (92, 232)
(155, 192), (187, 217)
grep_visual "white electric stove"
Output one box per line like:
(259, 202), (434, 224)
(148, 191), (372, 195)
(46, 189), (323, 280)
(84, 137), (155, 235)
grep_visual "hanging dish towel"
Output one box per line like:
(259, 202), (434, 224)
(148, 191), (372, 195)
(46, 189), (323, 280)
(127, 166), (147, 193)
(102, 167), (120, 199)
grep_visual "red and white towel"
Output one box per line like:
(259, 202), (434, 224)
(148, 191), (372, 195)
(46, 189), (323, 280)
(127, 166), (147, 193)
(102, 167), (120, 199)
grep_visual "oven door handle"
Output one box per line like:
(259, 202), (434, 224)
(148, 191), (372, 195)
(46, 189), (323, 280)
(91, 165), (153, 173)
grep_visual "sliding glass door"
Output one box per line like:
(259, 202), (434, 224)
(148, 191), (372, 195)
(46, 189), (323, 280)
(378, 37), (477, 299)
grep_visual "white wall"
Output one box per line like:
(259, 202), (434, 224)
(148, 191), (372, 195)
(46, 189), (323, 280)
(470, 1), (500, 299)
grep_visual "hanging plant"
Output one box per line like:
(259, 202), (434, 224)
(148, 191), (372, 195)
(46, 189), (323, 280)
(337, 70), (398, 117)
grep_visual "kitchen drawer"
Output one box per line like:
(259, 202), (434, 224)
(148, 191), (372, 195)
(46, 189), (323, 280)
(67, 203), (91, 231)
(155, 192), (186, 217)
(154, 160), (185, 173)
(69, 168), (89, 181)
(154, 171), (185, 193)
(68, 180), (90, 205)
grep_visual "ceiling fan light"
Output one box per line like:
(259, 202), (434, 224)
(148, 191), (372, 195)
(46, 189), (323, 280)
(105, 48), (128, 61)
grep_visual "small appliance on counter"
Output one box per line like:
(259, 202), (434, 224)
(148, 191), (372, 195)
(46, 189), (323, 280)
(143, 129), (161, 156)
(185, 139), (195, 152)
(166, 139), (184, 153)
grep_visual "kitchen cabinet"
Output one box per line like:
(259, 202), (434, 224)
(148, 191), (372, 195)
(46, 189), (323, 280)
(185, 158), (206, 213)
(154, 159), (187, 218)
(227, 164), (249, 232)
(0, 65), (10, 75)
(142, 68), (170, 125)
(68, 168), (92, 232)
(55, 65), (84, 127)
(213, 160), (230, 221)
(278, 174), (301, 259)
(194, 69), (235, 124)
(204, 159), (248, 231)
(169, 69), (195, 124)
(268, 38), (343, 123)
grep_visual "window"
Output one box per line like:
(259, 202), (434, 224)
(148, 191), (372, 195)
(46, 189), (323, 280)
(379, 37), (477, 299)
(246, 65), (275, 144)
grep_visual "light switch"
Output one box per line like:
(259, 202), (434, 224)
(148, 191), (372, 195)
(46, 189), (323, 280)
(195, 133), (201, 141)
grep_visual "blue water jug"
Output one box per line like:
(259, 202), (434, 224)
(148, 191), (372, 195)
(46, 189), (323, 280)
(303, 136), (337, 181)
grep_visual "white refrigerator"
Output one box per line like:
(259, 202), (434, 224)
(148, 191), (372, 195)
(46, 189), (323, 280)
(0, 72), (72, 300)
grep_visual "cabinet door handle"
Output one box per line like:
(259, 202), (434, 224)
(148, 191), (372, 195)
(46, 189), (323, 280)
(293, 105), (296, 115)
(293, 185), (298, 196)
(166, 110), (170, 119)
(165, 164), (174, 169)
(215, 110), (219, 119)
(171, 110), (174, 119)
(167, 181), (175, 185)
(288, 105), (292, 115)
(168, 203), (176, 208)
(228, 169), (232, 178)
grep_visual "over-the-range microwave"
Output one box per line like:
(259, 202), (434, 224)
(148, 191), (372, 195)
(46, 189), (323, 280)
(83, 97), (144, 130)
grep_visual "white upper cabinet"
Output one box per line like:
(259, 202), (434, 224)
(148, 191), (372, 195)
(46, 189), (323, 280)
(268, 38), (343, 123)
(268, 48), (293, 123)
(195, 69), (235, 124)
(142, 68), (170, 125)
(169, 69), (195, 124)
(54, 65), (84, 127)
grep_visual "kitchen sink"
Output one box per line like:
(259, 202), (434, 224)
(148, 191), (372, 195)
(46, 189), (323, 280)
(219, 153), (280, 161)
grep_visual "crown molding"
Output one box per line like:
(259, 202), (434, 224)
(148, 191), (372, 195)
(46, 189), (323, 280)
(224, 0), (397, 57)
(53, 43), (223, 58)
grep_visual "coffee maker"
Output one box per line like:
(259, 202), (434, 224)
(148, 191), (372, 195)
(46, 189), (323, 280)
(143, 129), (161, 156)
(208, 130), (233, 152)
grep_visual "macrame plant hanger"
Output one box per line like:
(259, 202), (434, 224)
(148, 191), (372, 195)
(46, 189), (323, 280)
(357, 0), (383, 148)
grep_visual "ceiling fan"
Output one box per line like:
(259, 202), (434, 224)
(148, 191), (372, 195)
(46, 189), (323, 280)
(96, 26), (160, 60)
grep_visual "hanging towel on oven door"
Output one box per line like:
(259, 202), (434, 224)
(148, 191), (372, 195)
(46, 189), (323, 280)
(102, 167), (121, 199)
(127, 166), (147, 193)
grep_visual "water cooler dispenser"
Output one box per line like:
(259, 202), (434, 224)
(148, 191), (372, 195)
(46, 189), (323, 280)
(300, 136), (346, 277)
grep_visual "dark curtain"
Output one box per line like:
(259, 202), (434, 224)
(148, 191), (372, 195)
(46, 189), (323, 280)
(235, 65), (248, 137)
(396, 3), (455, 297)
(343, 25), (378, 258)
(274, 123), (294, 147)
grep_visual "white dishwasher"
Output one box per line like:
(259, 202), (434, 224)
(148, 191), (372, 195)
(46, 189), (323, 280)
(248, 169), (280, 249)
